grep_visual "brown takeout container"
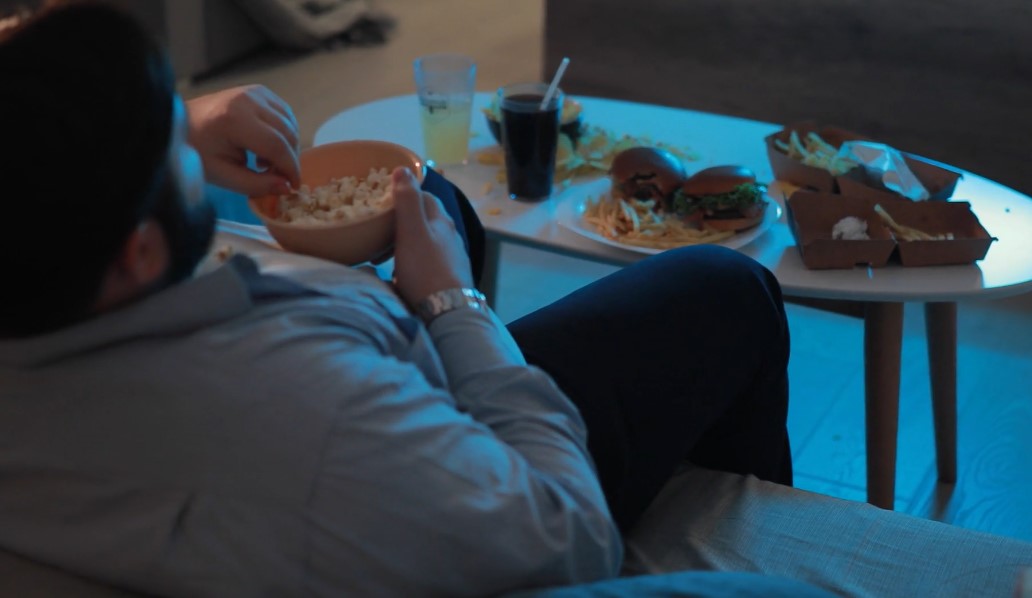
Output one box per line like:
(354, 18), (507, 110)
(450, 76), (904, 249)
(766, 121), (963, 201)
(766, 121), (866, 193)
(873, 200), (995, 266)
(785, 191), (896, 270)
(786, 190), (996, 269)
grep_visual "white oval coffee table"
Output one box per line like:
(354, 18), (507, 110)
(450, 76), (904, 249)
(316, 93), (1032, 509)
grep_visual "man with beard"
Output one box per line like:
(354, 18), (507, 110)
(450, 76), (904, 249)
(0, 3), (816, 597)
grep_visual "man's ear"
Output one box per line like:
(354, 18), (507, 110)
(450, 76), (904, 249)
(93, 219), (169, 312)
(118, 219), (170, 285)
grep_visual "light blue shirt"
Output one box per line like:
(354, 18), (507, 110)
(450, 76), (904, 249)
(0, 228), (621, 596)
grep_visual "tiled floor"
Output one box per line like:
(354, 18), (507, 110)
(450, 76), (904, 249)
(190, 0), (1032, 544)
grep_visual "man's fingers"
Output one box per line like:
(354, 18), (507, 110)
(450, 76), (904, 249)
(253, 85), (301, 139)
(209, 164), (289, 197)
(420, 191), (443, 220)
(240, 125), (301, 188)
(393, 167), (428, 236)
(256, 106), (301, 157)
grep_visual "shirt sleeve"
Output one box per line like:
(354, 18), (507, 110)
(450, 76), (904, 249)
(301, 309), (622, 597)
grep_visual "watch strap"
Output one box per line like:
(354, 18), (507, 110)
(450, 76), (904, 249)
(415, 287), (488, 323)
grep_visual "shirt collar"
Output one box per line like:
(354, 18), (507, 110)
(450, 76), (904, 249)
(0, 256), (257, 368)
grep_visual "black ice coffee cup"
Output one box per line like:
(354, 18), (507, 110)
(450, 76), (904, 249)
(498, 82), (563, 201)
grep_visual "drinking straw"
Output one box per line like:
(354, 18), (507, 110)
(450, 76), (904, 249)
(540, 57), (570, 110)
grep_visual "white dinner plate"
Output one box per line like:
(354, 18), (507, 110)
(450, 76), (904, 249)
(555, 178), (783, 255)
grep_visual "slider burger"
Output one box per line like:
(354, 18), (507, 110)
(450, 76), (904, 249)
(672, 165), (768, 232)
(608, 147), (767, 232)
(608, 146), (687, 205)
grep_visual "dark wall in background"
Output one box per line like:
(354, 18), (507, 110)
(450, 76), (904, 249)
(0, 0), (268, 80)
(545, 0), (1032, 196)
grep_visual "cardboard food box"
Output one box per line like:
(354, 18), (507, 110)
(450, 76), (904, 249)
(873, 200), (995, 266)
(785, 191), (896, 270)
(766, 122), (865, 193)
(766, 121), (963, 201)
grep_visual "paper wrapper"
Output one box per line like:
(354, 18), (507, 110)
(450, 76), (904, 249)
(838, 152), (963, 202)
(767, 121), (963, 201)
(785, 191), (896, 269)
(841, 141), (930, 200)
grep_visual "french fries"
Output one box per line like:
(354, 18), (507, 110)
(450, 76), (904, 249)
(583, 193), (735, 249)
(553, 126), (697, 183)
(874, 203), (954, 241)
(775, 131), (859, 176)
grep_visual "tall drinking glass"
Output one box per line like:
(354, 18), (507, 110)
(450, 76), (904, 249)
(498, 82), (562, 201)
(413, 53), (477, 165)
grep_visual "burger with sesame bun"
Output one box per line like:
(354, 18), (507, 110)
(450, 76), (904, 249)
(673, 165), (768, 232)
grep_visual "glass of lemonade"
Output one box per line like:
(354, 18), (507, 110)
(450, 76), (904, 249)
(413, 53), (476, 165)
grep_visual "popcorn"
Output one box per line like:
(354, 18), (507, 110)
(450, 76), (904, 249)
(275, 168), (393, 225)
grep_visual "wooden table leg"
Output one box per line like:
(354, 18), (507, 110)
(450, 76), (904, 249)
(925, 302), (958, 484)
(480, 236), (502, 309)
(864, 302), (904, 509)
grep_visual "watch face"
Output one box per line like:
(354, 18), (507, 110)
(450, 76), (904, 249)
(417, 288), (487, 322)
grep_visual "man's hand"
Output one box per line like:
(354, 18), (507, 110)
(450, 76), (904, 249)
(186, 85), (301, 197)
(391, 167), (474, 307)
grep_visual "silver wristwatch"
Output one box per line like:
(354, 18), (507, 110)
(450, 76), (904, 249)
(415, 288), (488, 323)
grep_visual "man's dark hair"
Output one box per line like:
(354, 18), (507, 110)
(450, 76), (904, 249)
(0, 1), (177, 337)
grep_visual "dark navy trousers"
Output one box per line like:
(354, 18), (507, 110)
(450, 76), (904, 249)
(431, 173), (793, 532)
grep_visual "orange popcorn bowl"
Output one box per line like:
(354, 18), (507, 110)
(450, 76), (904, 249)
(248, 140), (425, 265)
